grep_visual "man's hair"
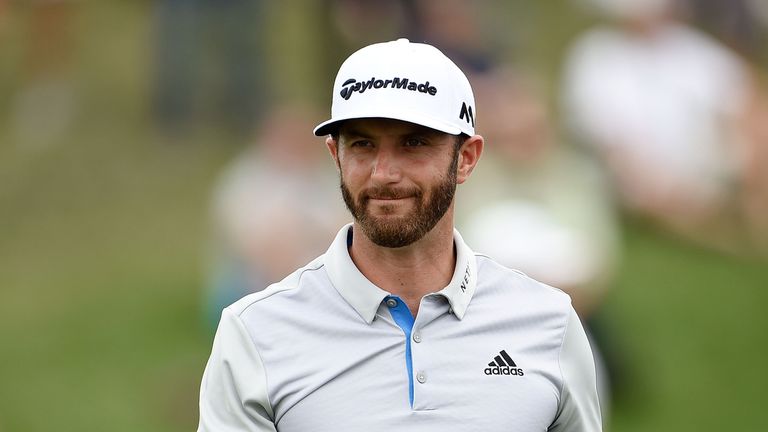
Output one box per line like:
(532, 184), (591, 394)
(453, 134), (468, 152)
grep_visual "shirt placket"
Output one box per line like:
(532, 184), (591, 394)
(410, 295), (451, 411)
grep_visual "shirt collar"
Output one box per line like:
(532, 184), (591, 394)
(324, 223), (478, 324)
(434, 228), (477, 320)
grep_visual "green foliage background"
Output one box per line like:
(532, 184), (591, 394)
(0, 2), (766, 431)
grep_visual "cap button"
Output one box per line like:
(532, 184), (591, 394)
(396, 38), (410, 43)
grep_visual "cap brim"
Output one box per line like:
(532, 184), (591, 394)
(313, 119), (345, 137)
(313, 111), (464, 137)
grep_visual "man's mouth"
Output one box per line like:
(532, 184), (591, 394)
(370, 196), (409, 200)
(365, 187), (417, 201)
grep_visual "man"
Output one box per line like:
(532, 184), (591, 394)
(197, 38), (602, 431)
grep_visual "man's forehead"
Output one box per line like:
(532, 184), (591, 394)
(338, 118), (447, 139)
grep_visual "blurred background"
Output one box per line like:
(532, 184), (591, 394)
(1, 0), (767, 431)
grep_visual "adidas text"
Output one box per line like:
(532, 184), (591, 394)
(484, 366), (524, 376)
(340, 77), (438, 100)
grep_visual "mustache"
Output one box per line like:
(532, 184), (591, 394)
(362, 186), (421, 200)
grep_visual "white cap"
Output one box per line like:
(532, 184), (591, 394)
(313, 38), (476, 137)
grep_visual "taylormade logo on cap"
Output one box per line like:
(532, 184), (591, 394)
(313, 39), (476, 137)
(339, 77), (438, 100)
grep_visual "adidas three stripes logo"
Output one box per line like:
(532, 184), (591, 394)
(484, 350), (525, 376)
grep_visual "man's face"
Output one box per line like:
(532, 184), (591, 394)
(331, 119), (460, 248)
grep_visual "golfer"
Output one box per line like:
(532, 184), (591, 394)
(197, 38), (602, 431)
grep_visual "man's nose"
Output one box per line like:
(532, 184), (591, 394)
(370, 146), (402, 184)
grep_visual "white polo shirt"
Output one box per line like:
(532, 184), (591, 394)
(198, 224), (602, 431)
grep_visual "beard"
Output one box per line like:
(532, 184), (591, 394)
(340, 150), (459, 248)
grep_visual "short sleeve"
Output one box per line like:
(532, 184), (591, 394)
(549, 308), (602, 432)
(198, 307), (276, 432)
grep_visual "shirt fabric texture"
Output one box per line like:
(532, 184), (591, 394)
(198, 224), (602, 431)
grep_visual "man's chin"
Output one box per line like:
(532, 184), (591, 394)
(357, 215), (419, 248)
(364, 229), (419, 249)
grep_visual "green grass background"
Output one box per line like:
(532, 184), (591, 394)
(1, 1), (766, 431)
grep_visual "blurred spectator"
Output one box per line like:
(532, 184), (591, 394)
(204, 104), (348, 326)
(682, 0), (765, 61)
(682, 0), (768, 255)
(740, 84), (768, 255)
(10, 0), (79, 150)
(410, 0), (499, 74)
(459, 68), (620, 317)
(562, 0), (760, 254)
(151, 0), (267, 142)
(327, 0), (418, 50)
(456, 66), (622, 422)
(318, 0), (419, 90)
(322, 0), (505, 78)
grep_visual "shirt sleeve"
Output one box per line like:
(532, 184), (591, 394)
(549, 307), (603, 432)
(198, 307), (276, 432)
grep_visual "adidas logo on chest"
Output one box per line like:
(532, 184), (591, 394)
(484, 350), (524, 376)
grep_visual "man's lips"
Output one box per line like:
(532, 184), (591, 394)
(367, 193), (417, 204)
(364, 187), (418, 201)
(369, 196), (411, 200)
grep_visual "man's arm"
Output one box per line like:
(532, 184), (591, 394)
(549, 308), (602, 432)
(198, 307), (276, 432)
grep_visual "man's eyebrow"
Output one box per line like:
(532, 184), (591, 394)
(339, 124), (441, 140)
(339, 125), (371, 138)
(339, 127), (372, 139)
(406, 128), (441, 138)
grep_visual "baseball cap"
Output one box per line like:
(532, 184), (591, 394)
(313, 38), (476, 137)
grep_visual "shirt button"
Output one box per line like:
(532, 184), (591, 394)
(412, 332), (422, 343)
(416, 372), (427, 384)
(386, 298), (398, 308)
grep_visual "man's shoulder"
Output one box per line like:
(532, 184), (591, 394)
(475, 253), (572, 307)
(227, 255), (327, 317)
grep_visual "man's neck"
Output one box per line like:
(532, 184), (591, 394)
(349, 217), (456, 316)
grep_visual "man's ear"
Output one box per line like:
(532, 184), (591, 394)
(326, 136), (341, 171)
(456, 134), (484, 184)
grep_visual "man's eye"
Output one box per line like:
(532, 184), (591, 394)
(350, 140), (372, 147)
(405, 138), (426, 147)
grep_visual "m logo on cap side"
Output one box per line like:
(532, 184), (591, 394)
(459, 102), (475, 127)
